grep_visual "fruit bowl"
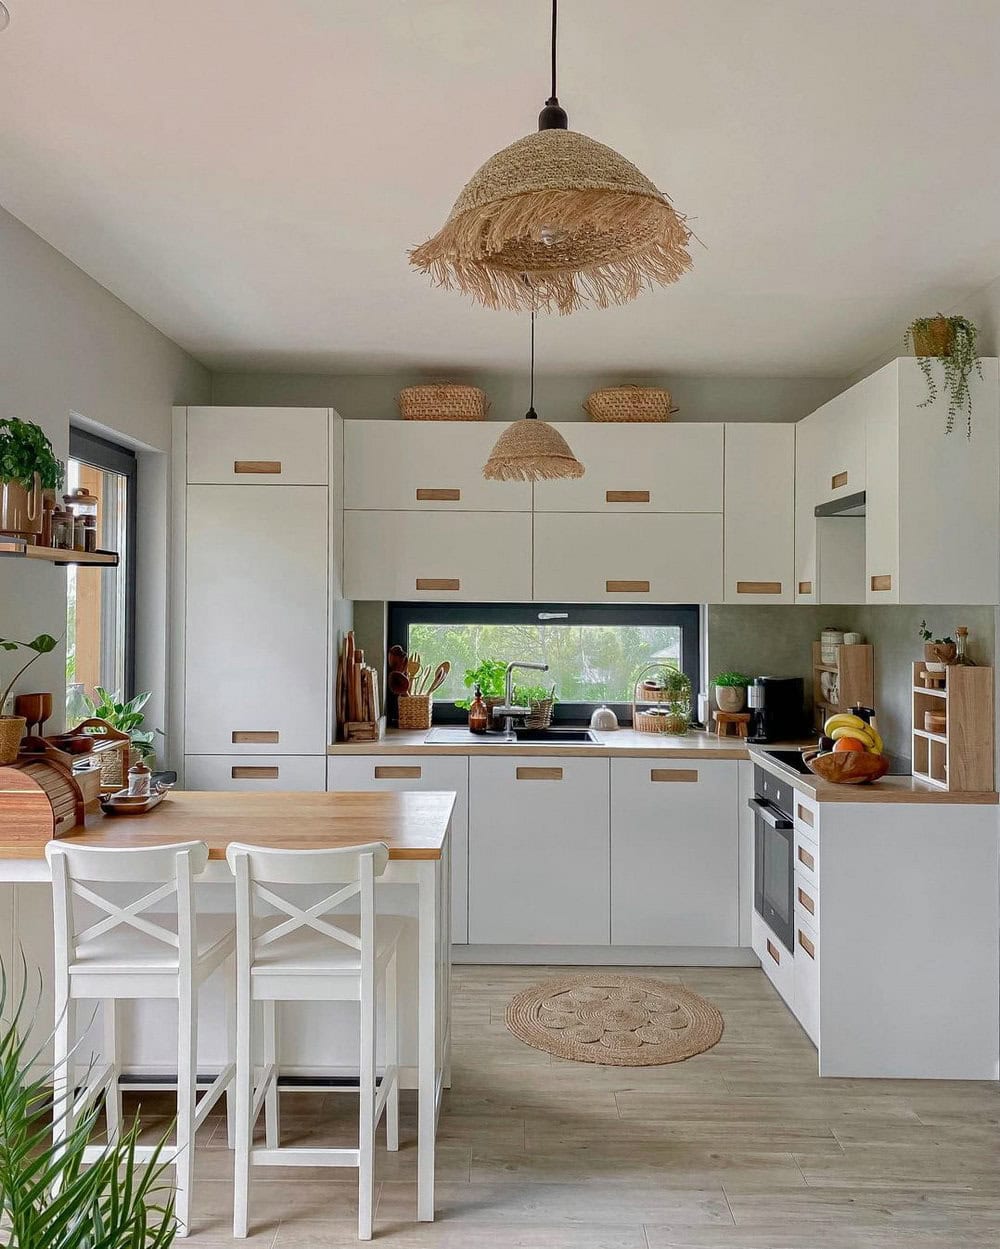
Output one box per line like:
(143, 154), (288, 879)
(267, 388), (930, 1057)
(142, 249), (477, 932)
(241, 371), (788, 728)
(805, 749), (890, 785)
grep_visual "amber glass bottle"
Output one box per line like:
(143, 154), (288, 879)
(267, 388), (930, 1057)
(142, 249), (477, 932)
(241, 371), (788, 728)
(468, 684), (488, 734)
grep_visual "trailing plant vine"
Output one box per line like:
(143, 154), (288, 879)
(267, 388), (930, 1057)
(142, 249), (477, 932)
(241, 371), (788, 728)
(904, 314), (982, 437)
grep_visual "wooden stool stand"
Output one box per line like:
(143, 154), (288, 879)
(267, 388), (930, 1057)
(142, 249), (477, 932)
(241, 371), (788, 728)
(714, 711), (750, 738)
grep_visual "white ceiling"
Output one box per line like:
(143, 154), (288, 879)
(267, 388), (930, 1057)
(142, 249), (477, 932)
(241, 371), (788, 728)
(3, 0), (1000, 377)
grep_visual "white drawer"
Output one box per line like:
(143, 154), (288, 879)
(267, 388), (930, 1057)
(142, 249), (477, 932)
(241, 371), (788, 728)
(752, 911), (794, 1009)
(183, 755), (327, 792)
(793, 791), (819, 838)
(185, 407), (329, 485)
(793, 919), (819, 1046)
(794, 871), (820, 930)
(794, 829), (819, 886)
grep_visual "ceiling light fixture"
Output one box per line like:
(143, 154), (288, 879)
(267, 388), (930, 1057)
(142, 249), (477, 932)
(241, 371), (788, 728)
(411, 0), (693, 315)
(483, 305), (584, 482)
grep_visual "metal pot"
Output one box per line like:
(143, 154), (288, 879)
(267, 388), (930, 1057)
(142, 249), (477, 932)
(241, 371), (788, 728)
(0, 474), (42, 536)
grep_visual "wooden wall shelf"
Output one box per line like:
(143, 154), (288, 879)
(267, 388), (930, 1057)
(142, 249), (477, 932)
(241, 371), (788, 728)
(911, 661), (994, 792)
(811, 641), (874, 731)
(0, 538), (119, 567)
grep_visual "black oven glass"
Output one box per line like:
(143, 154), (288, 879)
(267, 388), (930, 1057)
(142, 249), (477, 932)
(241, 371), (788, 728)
(763, 824), (792, 929)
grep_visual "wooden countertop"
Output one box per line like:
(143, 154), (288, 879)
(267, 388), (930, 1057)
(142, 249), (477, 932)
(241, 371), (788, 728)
(748, 747), (998, 804)
(5, 790), (456, 861)
(329, 728), (763, 760)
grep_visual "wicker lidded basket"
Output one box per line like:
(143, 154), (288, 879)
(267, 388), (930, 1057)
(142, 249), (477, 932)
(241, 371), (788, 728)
(584, 386), (675, 423)
(397, 694), (433, 731)
(397, 383), (490, 421)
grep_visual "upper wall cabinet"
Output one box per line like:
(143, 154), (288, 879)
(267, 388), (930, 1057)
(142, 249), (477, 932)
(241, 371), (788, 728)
(185, 407), (330, 485)
(532, 423), (724, 513)
(723, 423), (795, 603)
(343, 421), (530, 511)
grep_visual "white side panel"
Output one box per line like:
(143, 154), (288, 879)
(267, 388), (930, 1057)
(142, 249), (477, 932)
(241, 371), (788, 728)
(793, 411), (820, 603)
(816, 515), (866, 604)
(723, 423), (795, 603)
(185, 407), (330, 485)
(865, 363), (901, 603)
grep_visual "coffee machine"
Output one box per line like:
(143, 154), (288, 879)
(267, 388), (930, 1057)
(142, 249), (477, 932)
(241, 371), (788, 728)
(747, 676), (805, 743)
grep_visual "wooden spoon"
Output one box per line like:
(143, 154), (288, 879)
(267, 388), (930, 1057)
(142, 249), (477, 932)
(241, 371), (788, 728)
(387, 670), (410, 696)
(427, 661), (451, 695)
(388, 644), (407, 673)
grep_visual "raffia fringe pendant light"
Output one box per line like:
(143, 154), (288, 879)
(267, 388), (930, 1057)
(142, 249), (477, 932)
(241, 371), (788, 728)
(410, 0), (692, 315)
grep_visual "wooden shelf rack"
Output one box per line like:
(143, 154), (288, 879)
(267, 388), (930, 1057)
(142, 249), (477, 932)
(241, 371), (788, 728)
(811, 641), (874, 731)
(911, 661), (994, 791)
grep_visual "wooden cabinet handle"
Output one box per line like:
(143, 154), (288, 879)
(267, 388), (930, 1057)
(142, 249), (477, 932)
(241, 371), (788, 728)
(797, 845), (815, 871)
(766, 938), (780, 965)
(374, 765), (421, 779)
(516, 766), (563, 781)
(797, 886), (815, 915)
(234, 460), (281, 475)
(416, 577), (460, 591)
(831, 470), (849, 490)
(416, 488), (460, 502)
(232, 730), (279, 744)
(736, 581), (782, 595)
(606, 580), (650, 593)
(798, 580), (813, 594)
(796, 802), (814, 828)
(231, 766), (279, 779)
(798, 929), (816, 959)
(606, 490), (650, 504)
(650, 768), (698, 783)
(870, 574), (892, 592)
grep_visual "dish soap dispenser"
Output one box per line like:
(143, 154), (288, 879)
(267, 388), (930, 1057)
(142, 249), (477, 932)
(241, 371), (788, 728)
(468, 684), (489, 734)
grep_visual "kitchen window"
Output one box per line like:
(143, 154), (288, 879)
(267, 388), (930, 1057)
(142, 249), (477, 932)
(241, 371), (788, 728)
(387, 602), (700, 724)
(65, 428), (137, 721)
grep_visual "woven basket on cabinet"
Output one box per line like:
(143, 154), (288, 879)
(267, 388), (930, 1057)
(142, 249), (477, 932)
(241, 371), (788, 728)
(397, 384), (489, 421)
(397, 694), (433, 731)
(631, 662), (691, 735)
(584, 386), (675, 423)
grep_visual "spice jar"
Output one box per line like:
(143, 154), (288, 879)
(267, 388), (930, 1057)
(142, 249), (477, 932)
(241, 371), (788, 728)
(51, 509), (71, 549)
(73, 513), (87, 552)
(63, 487), (98, 521)
(83, 515), (97, 553)
(127, 759), (152, 798)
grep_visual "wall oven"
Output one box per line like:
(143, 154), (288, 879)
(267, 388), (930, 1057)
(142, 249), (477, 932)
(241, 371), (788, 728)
(749, 765), (795, 953)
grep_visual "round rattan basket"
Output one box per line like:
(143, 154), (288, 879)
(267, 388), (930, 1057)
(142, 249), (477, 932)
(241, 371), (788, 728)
(631, 663), (691, 735)
(397, 694), (433, 731)
(397, 384), (489, 421)
(524, 697), (555, 730)
(584, 386), (675, 423)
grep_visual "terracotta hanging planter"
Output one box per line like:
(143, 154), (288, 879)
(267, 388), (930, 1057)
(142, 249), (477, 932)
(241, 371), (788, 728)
(910, 315), (955, 357)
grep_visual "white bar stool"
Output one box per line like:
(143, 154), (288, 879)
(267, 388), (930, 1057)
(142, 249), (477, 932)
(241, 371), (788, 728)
(46, 840), (236, 1237)
(226, 840), (402, 1241)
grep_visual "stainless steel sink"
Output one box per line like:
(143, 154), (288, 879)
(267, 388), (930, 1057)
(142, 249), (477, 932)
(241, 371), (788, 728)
(513, 728), (599, 744)
(423, 726), (599, 745)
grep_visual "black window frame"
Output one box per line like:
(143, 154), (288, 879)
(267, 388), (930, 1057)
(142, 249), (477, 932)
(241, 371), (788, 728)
(68, 426), (138, 699)
(386, 601), (701, 725)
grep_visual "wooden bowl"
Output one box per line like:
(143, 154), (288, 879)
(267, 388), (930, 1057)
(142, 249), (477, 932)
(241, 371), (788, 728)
(805, 749), (890, 785)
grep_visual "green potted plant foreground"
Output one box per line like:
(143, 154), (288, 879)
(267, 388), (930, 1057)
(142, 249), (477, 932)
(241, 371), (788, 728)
(713, 670), (753, 713)
(0, 633), (59, 764)
(0, 417), (64, 537)
(904, 314), (982, 437)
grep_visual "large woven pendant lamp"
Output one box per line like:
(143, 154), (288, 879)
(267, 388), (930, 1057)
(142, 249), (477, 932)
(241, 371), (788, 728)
(483, 308), (584, 481)
(410, 0), (692, 315)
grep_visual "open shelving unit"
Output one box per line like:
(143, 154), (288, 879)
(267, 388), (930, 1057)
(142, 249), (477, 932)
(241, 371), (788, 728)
(911, 661), (994, 791)
(811, 641), (874, 732)
(0, 538), (119, 567)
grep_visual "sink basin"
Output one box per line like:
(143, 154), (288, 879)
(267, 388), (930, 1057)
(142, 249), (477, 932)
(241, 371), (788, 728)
(513, 728), (599, 744)
(423, 726), (599, 745)
(760, 748), (813, 775)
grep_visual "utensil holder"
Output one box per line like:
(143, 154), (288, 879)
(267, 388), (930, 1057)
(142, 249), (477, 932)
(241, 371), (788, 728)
(524, 698), (555, 729)
(397, 694), (433, 731)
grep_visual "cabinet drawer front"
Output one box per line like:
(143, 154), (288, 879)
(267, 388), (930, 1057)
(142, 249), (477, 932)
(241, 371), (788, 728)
(723, 424), (795, 604)
(344, 510), (532, 601)
(185, 408), (329, 484)
(533, 512), (723, 603)
(794, 872), (820, 928)
(793, 921), (820, 1045)
(533, 424), (723, 512)
(751, 911), (794, 1008)
(183, 755), (326, 791)
(794, 833), (819, 885)
(344, 422), (531, 512)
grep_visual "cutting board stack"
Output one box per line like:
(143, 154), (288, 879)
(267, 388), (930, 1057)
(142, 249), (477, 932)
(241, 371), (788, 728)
(336, 630), (385, 742)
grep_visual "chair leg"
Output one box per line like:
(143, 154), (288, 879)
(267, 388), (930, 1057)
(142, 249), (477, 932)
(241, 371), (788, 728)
(102, 999), (121, 1141)
(51, 993), (75, 1190)
(225, 966), (236, 1150)
(174, 990), (198, 1237)
(262, 1000), (279, 1149)
(386, 952), (399, 1152)
(233, 984), (253, 1239)
(358, 984), (376, 1240)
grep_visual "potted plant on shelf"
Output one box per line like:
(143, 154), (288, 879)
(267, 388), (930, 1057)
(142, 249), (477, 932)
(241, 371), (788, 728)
(0, 633), (58, 764)
(713, 670), (752, 713)
(904, 314), (982, 437)
(661, 667), (693, 735)
(0, 417), (64, 537)
(918, 620), (956, 669)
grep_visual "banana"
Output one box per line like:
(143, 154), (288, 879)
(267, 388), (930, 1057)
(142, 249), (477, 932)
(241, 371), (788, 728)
(831, 725), (876, 748)
(824, 712), (869, 735)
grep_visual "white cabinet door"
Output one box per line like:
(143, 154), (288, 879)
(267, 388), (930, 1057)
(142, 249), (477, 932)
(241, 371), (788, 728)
(344, 422), (531, 512)
(794, 412), (820, 602)
(328, 755), (470, 944)
(533, 424), (724, 513)
(184, 486), (329, 754)
(469, 756), (610, 945)
(811, 390), (866, 508)
(723, 424), (794, 603)
(183, 755), (327, 791)
(611, 759), (739, 946)
(185, 407), (330, 485)
(533, 512), (723, 602)
(343, 510), (532, 601)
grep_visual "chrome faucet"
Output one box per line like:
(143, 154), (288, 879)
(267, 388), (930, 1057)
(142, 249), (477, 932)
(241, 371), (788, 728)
(492, 661), (550, 736)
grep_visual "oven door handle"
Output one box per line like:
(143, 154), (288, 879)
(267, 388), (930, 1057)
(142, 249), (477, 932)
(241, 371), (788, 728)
(747, 797), (793, 829)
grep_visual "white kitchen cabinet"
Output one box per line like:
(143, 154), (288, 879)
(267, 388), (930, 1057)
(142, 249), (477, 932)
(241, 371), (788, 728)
(184, 407), (330, 485)
(723, 424), (794, 603)
(793, 411), (820, 602)
(468, 756), (610, 945)
(610, 759), (739, 945)
(327, 754), (470, 944)
(343, 421), (531, 512)
(183, 754), (327, 791)
(533, 423), (724, 513)
(183, 485), (329, 755)
(343, 510), (532, 601)
(533, 512), (723, 602)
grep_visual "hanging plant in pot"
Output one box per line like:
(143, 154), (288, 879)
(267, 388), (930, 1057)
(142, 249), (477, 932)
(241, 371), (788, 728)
(0, 417), (64, 537)
(904, 315), (982, 437)
(0, 633), (59, 763)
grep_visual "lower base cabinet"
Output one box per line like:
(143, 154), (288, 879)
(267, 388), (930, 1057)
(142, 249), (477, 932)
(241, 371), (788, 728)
(611, 759), (739, 946)
(469, 756), (610, 945)
(183, 755), (327, 792)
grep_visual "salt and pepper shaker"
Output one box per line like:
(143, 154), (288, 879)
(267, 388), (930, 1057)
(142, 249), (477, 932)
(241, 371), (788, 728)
(127, 758), (152, 798)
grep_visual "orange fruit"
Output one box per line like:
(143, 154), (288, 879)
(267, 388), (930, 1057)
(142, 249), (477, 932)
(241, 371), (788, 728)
(833, 736), (865, 753)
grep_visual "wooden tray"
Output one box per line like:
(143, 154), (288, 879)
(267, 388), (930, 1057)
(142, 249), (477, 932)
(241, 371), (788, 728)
(99, 789), (167, 816)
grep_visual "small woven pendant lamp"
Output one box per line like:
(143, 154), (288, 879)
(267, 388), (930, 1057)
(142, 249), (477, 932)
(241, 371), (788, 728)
(410, 0), (692, 315)
(483, 308), (584, 481)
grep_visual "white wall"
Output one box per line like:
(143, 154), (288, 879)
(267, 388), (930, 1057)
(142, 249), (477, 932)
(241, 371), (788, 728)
(0, 207), (209, 738)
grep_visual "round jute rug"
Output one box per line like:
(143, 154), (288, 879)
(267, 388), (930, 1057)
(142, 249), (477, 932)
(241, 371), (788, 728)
(505, 973), (724, 1066)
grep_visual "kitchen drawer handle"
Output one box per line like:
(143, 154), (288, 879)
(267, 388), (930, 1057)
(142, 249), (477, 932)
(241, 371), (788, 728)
(831, 470), (849, 490)
(870, 574), (892, 592)
(766, 938), (780, 965)
(234, 460), (281, 475)
(416, 488), (460, 502)
(797, 845), (815, 871)
(797, 886), (815, 915)
(737, 581), (782, 595)
(796, 802), (814, 828)
(650, 768), (698, 783)
(516, 766), (563, 781)
(374, 765), (422, 779)
(798, 929), (816, 959)
(606, 580), (650, 593)
(606, 490), (650, 504)
(232, 730), (280, 744)
(231, 766), (279, 779)
(416, 577), (460, 591)
(798, 580), (813, 594)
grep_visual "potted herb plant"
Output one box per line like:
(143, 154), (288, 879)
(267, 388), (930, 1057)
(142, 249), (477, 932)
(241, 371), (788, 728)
(0, 633), (58, 763)
(919, 620), (956, 669)
(904, 315), (982, 437)
(662, 667), (693, 735)
(455, 659), (508, 712)
(0, 417), (64, 537)
(713, 670), (752, 714)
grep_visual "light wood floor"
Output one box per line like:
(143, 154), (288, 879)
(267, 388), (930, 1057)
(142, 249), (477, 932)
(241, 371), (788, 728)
(163, 964), (999, 1248)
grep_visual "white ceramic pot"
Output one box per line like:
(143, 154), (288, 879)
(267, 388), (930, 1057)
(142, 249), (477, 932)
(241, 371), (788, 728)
(715, 684), (746, 713)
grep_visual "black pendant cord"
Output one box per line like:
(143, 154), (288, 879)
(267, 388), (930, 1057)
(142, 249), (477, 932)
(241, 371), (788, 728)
(550, 0), (557, 100)
(538, 0), (568, 129)
(526, 307), (538, 420)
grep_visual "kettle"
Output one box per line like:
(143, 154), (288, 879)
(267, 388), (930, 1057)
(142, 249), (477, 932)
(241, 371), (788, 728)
(590, 705), (618, 731)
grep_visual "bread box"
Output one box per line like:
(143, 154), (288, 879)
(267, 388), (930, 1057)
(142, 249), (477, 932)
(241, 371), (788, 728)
(0, 755), (88, 848)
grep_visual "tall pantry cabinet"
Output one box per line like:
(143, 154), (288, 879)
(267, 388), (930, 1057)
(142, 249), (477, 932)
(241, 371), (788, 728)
(170, 408), (341, 789)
